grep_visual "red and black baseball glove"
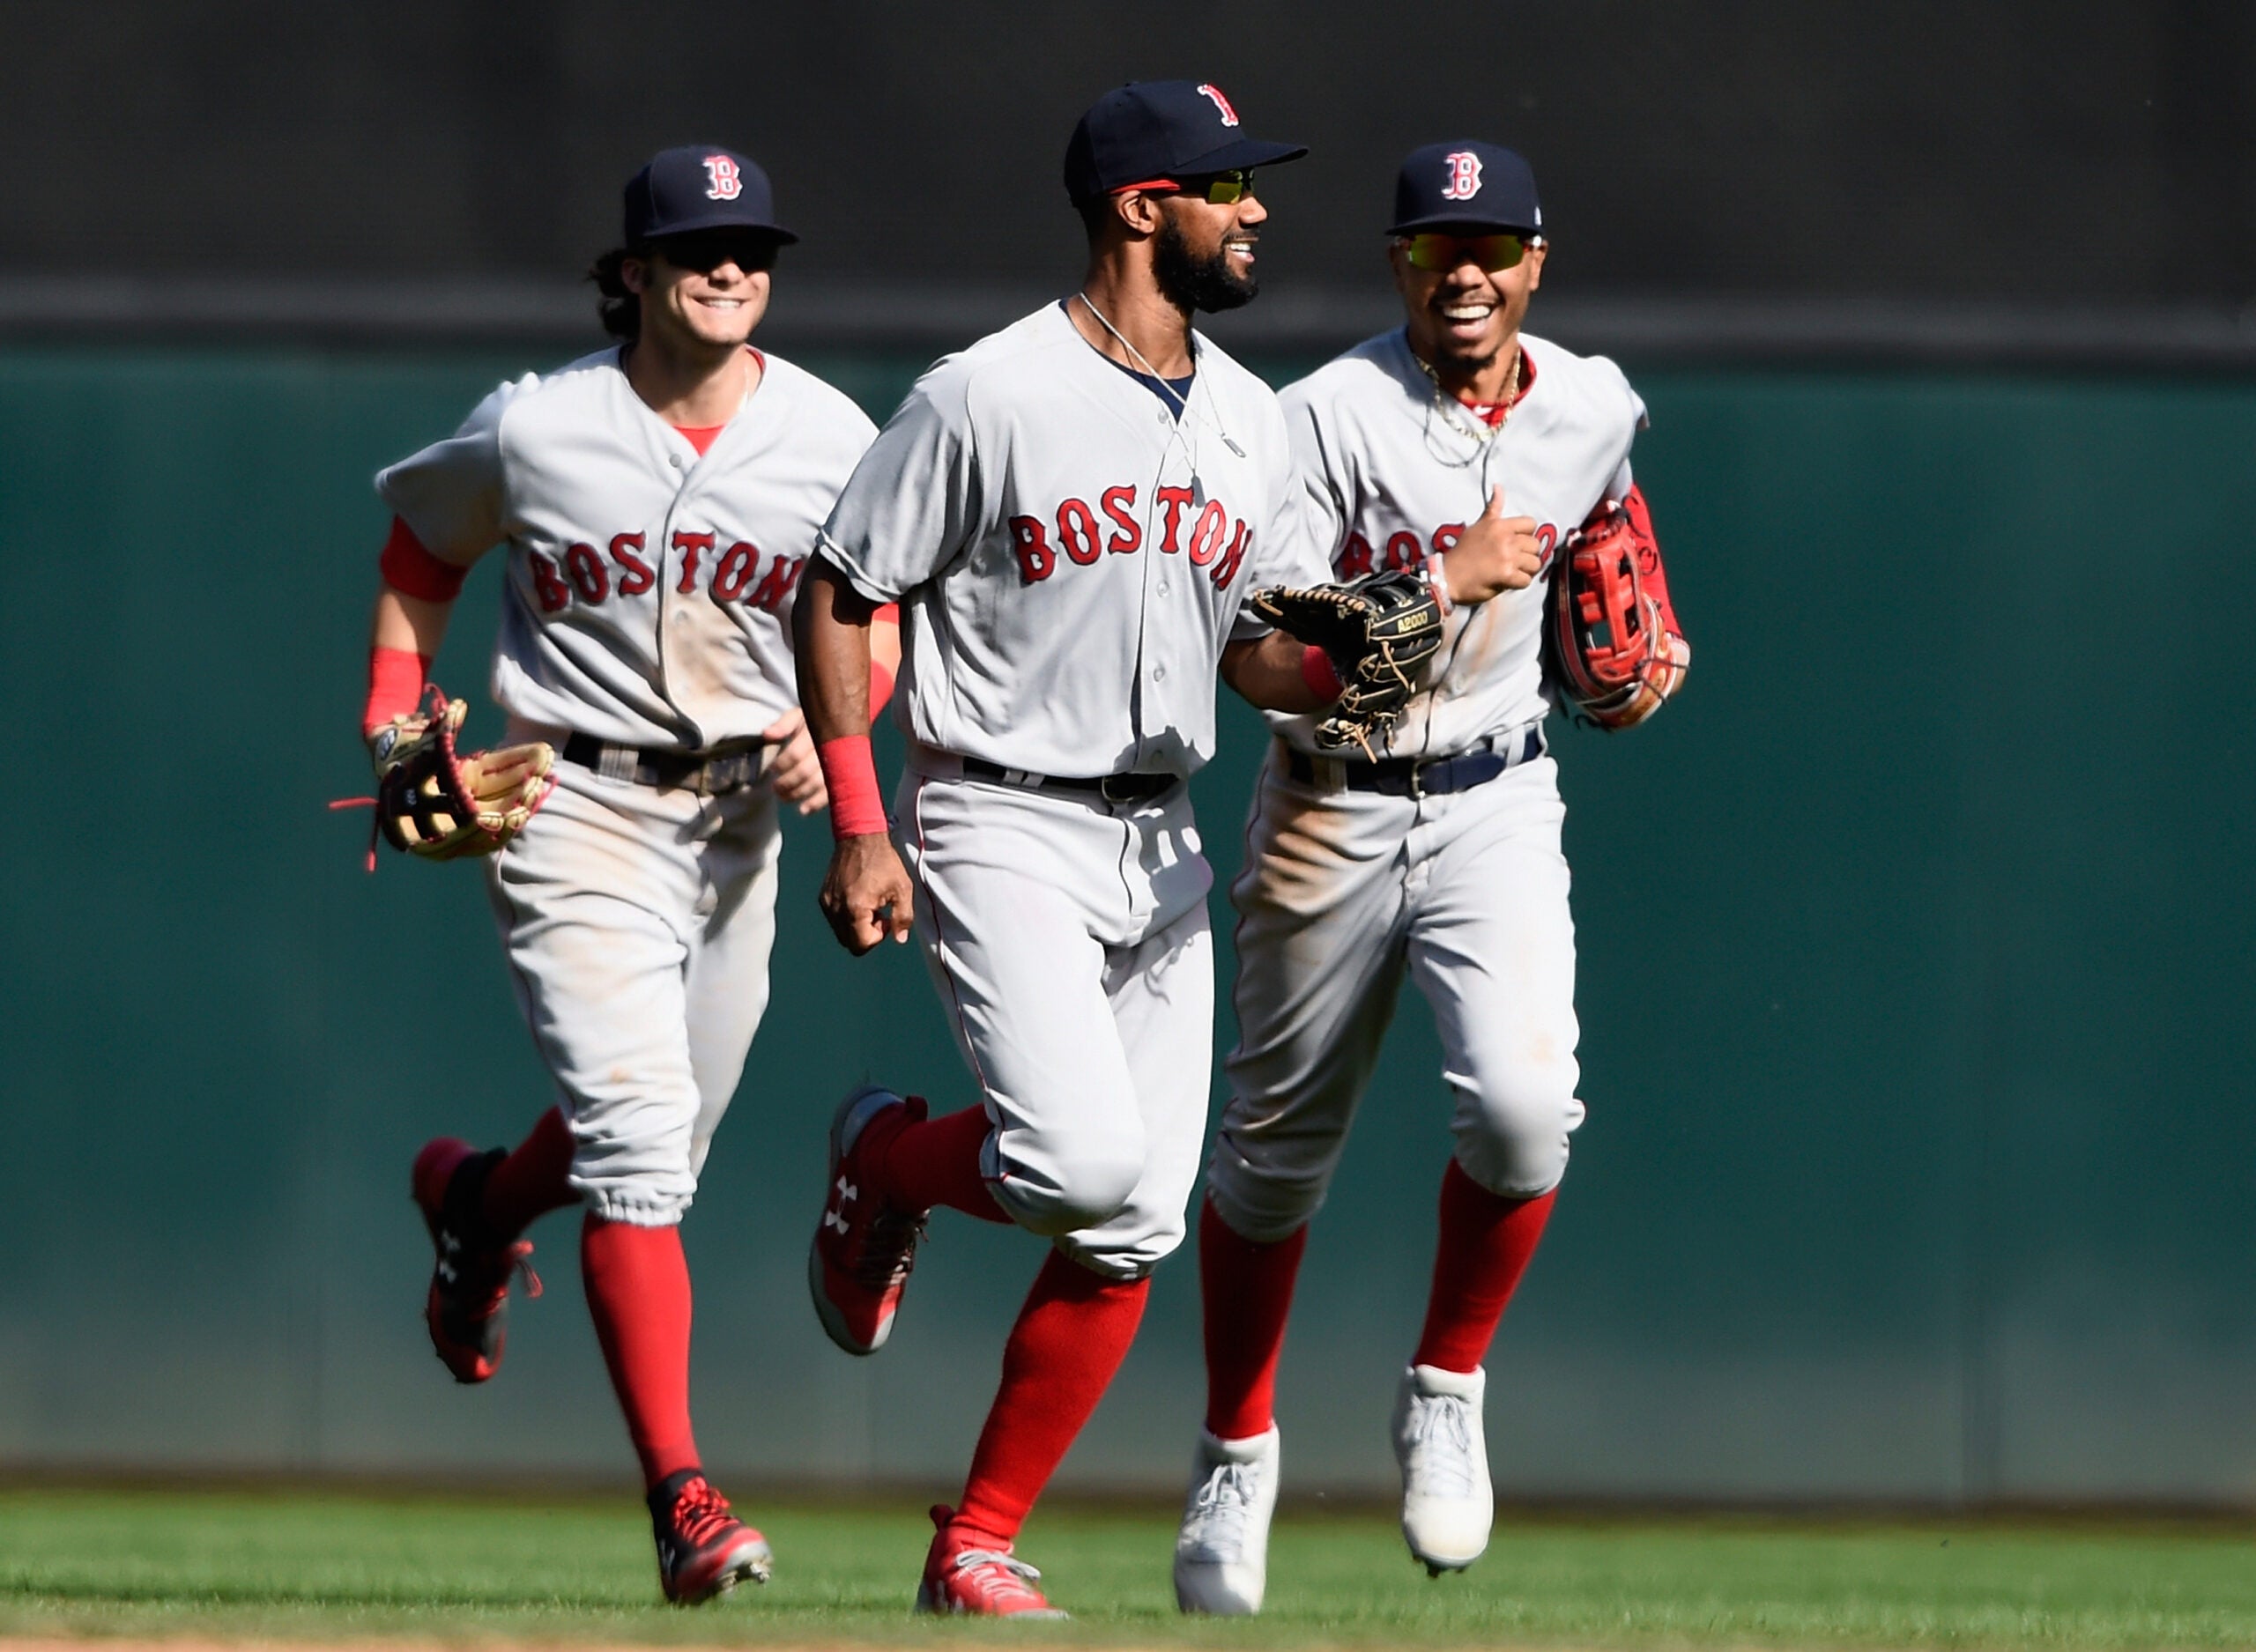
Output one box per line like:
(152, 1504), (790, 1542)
(1547, 485), (1689, 730)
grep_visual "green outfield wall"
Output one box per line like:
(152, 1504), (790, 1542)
(0, 345), (2250, 1505)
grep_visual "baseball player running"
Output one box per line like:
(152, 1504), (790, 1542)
(1172, 142), (1688, 1614)
(362, 146), (894, 1603)
(791, 86), (1547, 1618)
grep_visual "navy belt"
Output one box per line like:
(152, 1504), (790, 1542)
(960, 756), (1182, 806)
(562, 732), (768, 795)
(1282, 725), (1547, 798)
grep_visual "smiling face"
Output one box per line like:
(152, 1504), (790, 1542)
(1391, 230), (1547, 380)
(623, 233), (777, 355)
(1147, 175), (1268, 313)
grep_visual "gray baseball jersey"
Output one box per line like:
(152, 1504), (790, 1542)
(375, 346), (876, 1224)
(819, 301), (1327, 781)
(1210, 328), (1651, 1248)
(378, 346), (878, 750)
(1268, 329), (1644, 757)
(819, 300), (1321, 1275)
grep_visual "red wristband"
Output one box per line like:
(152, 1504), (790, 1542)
(817, 734), (888, 839)
(364, 646), (431, 737)
(1300, 644), (1344, 702)
(378, 515), (468, 602)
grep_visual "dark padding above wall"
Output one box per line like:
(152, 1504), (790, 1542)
(3, 0), (2253, 307)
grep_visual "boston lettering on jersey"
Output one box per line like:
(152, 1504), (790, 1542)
(1333, 519), (1559, 580)
(525, 531), (805, 617)
(1006, 484), (1252, 589)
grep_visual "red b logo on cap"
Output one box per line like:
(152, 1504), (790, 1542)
(1197, 84), (1240, 126)
(702, 155), (743, 201)
(1441, 151), (1483, 201)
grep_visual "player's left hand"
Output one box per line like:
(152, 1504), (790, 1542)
(761, 707), (827, 816)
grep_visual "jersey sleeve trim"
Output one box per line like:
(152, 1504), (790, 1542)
(813, 532), (906, 606)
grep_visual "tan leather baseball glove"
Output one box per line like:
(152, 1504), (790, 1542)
(366, 685), (556, 859)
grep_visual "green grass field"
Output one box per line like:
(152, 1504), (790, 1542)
(2, 1486), (2252, 1648)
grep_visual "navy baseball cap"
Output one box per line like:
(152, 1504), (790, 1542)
(1388, 141), (1541, 237)
(624, 145), (797, 246)
(1064, 80), (1307, 203)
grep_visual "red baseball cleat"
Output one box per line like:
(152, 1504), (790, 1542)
(411, 1136), (540, 1384)
(807, 1085), (929, 1355)
(649, 1470), (773, 1604)
(916, 1504), (1067, 1619)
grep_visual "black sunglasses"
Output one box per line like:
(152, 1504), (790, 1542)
(646, 233), (782, 275)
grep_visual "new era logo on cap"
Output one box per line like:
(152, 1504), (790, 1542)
(625, 144), (797, 245)
(1388, 140), (1540, 236)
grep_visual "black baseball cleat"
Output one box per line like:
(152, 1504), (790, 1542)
(649, 1469), (774, 1603)
(410, 1137), (540, 1384)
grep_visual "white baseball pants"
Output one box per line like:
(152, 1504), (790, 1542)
(898, 767), (1213, 1280)
(485, 755), (782, 1226)
(1206, 740), (1584, 1244)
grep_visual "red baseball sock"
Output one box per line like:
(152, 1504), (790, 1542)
(1198, 1196), (1309, 1441)
(879, 1103), (1010, 1223)
(952, 1248), (1150, 1545)
(1412, 1161), (1557, 1374)
(581, 1214), (700, 1488)
(480, 1106), (578, 1239)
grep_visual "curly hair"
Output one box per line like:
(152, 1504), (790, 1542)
(587, 247), (641, 342)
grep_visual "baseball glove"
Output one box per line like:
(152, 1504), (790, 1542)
(1547, 485), (1689, 730)
(1251, 568), (1445, 755)
(366, 685), (556, 860)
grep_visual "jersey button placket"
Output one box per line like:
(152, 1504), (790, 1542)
(657, 472), (698, 737)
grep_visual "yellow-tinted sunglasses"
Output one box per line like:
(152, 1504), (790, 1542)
(1124, 169), (1258, 205)
(1192, 169), (1257, 204)
(1401, 232), (1529, 273)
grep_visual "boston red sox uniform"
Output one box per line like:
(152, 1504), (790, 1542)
(1206, 327), (1645, 1243)
(817, 300), (1326, 1276)
(378, 348), (877, 1222)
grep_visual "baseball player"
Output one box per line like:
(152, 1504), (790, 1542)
(790, 86), (1545, 1619)
(1172, 142), (1686, 1614)
(361, 146), (894, 1603)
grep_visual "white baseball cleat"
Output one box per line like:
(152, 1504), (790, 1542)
(1392, 1363), (1492, 1575)
(1173, 1425), (1281, 1615)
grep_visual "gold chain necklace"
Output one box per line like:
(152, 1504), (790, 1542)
(1415, 344), (1519, 443)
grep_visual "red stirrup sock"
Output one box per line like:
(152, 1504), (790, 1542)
(1412, 1161), (1558, 1374)
(1198, 1196), (1309, 1441)
(879, 1103), (1010, 1224)
(479, 1106), (578, 1239)
(581, 1214), (701, 1488)
(951, 1249), (1150, 1545)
